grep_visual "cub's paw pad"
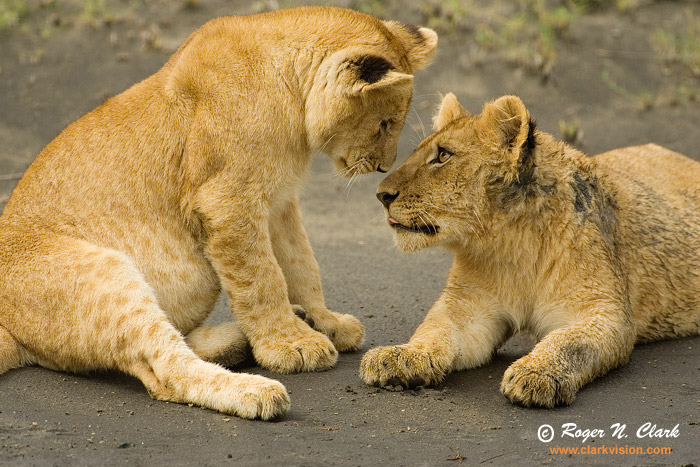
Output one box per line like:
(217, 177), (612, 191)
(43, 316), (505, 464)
(501, 360), (576, 408)
(382, 375), (425, 391)
(360, 345), (443, 389)
(292, 305), (315, 329)
(235, 375), (291, 420)
(408, 376), (426, 388)
(254, 332), (338, 374)
(328, 313), (365, 352)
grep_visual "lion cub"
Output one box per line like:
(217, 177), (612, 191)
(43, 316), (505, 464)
(361, 93), (700, 407)
(0, 7), (437, 419)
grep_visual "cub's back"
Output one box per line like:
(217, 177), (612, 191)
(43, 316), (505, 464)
(593, 143), (700, 202)
(592, 143), (700, 341)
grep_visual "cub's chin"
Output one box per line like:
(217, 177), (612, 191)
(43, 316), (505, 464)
(392, 230), (438, 252)
(388, 218), (440, 252)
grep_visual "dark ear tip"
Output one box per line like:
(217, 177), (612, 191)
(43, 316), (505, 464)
(395, 21), (424, 43)
(526, 118), (537, 151)
(528, 118), (537, 133)
(352, 55), (394, 84)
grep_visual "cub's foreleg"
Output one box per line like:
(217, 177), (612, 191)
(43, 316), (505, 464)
(192, 178), (338, 373)
(361, 289), (509, 387)
(270, 197), (364, 351)
(501, 304), (635, 408)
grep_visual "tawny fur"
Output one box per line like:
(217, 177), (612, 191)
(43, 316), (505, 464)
(0, 7), (437, 420)
(361, 93), (700, 407)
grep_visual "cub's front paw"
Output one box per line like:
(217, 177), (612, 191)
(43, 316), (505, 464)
(328, 313), (364, 352)
(252, 326), (338, 374)
(501, 357), (577, 408)
(360, 345), (448, 389)
(292, 306), (365, 352)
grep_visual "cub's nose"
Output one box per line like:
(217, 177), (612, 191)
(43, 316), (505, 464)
(376, 191), (398, 209)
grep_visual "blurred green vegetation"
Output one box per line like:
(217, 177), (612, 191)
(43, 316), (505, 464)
(2, 0), (698, 104)
(354, 0), (645, 78)
(0, 0), (128, 34)
(0, 0), (29, 30)
(653, 8), (700, 78)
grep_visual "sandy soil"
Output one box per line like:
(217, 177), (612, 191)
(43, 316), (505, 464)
(1, 1), (698, 465)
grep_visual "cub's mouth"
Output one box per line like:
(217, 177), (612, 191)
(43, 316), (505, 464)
(388, 217), (439, 235)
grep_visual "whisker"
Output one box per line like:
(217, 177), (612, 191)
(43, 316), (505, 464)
(345, 170), (359, 193)
(414, 211), (425, 228)
(413, 92), (442, 99)
(406, 135), (421, 147)
(417, 211), (431, 230)
(412, 106), (427, 139)
(421, 201), (443, 214)
(341, 159), (359, 177)
(369, 207), (385, 221)
(319, 133), (338, 152)
(471, 208), (486, 234)
(418, 209), (440, 235)
(342, 158), (369, 195)
(406, 107), (424, 142)
(423, 209), (440, 229)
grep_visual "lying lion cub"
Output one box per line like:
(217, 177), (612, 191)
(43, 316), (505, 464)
(0, 7), (437, 419)
(362, 93), (700, 407)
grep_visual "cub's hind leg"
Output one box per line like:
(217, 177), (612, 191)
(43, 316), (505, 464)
(0, 235), (289, 419)
(126, 316), (289, 419)
(185, 322), (251, 367)
(0, 325), (23, 375)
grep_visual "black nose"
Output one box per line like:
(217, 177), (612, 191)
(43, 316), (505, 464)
(376, 164), (389, 173)
(376, 191), (398, 209)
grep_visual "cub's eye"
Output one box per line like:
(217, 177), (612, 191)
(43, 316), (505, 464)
(431, 146), (453, 164)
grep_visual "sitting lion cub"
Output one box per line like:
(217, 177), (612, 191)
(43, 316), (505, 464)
(361, 93), (700, 407)
(0, 7), (437, 419)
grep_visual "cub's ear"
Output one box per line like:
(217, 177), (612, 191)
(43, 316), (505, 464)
(329, 51), (414, 95)
(478, 95), (531, 157)
(432, 93), (469, 131)
(353, 69), (413, 94)
(382, 21), (438, 70)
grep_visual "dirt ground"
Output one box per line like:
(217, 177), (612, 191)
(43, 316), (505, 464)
(1, 0), (699, 465)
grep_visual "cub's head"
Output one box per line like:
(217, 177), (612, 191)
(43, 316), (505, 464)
(306, 19), (437, 177)
(377, 93), (540, 251)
